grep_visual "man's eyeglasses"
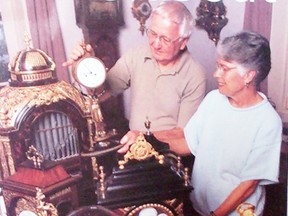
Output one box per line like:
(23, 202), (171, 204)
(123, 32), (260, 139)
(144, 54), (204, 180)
(146, 28), (180, 47)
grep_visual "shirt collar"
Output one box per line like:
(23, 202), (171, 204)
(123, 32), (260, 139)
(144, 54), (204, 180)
(143, 46), (190, 75)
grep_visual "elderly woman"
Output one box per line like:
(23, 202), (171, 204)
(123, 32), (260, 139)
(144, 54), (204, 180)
(119, 31), (282, 216)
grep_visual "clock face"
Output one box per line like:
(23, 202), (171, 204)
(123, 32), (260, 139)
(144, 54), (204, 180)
(74, 57), (106, 89)
(19, 210), (38, 216)
(127, 203), (175, 216)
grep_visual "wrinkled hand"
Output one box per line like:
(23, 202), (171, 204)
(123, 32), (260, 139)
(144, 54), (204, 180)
(62, 43), (94, 67)
(117, 130), (140, 154)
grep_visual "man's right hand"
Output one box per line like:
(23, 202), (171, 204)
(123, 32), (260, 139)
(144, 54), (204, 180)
(62, 43), (94, 67)
(117, 130), (140, 154)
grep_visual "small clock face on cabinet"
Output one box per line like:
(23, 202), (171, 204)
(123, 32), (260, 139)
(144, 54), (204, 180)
(89, 0), (118, 18)
(18, 210), (38, 216)
(127, 203), (175, 216)
(73, 56), (106, 89)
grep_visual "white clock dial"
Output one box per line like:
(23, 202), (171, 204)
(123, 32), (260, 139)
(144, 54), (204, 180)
(74, 57), (106, 89)
(19, 210), (38, 216)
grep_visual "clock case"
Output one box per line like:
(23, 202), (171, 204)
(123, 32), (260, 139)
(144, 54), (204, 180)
(95, 133), (193, 216)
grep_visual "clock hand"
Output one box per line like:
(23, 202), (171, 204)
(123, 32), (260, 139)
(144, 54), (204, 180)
(83, 63), (96, 76)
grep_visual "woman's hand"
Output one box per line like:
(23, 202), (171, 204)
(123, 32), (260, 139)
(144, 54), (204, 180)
(117, 130), (140, 154)
(62, 43), (94, 67)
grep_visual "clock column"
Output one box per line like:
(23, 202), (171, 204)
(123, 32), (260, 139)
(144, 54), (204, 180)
(74, 0), (128, 135)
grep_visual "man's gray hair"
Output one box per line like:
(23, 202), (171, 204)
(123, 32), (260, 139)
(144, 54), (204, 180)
(152, 1), (194, 39)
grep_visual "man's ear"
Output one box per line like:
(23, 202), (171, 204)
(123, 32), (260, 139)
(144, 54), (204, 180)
(180, 38), (189, 50)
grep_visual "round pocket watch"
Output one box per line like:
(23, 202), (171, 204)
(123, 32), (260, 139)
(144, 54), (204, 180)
(72, 48), (106, 89)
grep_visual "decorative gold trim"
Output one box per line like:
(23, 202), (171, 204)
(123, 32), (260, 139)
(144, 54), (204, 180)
(237, 203), (257, 216)
(3, 190), (37, 215)
(35, 187), (58, 216)
(0, 136), (15, 180)
(118, 133), (164, 169)
(26, 145), (44, 169)
(116, 198), (182, 216)
(127, 203), (174, 216)
(184, 167), (190, 186)
(98, 166), (106, 199)
(91, 156), (99, 180)
(22, 71), (53, 82)
(165, 198), (184, 216)
(49, 187), (72, 201)
(0, 81), (88, 128)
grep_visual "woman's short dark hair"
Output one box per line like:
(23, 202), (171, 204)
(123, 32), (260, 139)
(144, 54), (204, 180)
(217, 31), (271, 87)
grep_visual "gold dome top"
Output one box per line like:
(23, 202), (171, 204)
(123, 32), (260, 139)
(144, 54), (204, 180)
(8, 38), (58, 87)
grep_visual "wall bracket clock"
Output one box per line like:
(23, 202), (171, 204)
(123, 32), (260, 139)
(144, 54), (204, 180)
(132, 0), (152, 35)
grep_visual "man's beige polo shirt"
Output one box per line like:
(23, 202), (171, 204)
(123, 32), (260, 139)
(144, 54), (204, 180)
(107, 44), (206, 132)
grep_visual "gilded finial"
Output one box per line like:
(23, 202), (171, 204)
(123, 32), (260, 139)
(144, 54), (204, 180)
(177, 156), (182, 172)
(99, 166), (106, 199)
(144, 116), (152, 135)
(184, 167), (190, 186)
(26, 145), (44, 169)
(24, 32), (32, 50)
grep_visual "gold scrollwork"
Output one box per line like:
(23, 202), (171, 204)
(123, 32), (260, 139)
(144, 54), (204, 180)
(165, 198), (184, 216)
(0, 81), (88, 128)
(237, 203), (257, 216)
(26, 145), (44, 169)
(49, 187), (72, 201)
(35, 187), (58, 216)
(118, 133), (164, 169)
(0, 136), (15, 180)
(3, 190), (37, 215)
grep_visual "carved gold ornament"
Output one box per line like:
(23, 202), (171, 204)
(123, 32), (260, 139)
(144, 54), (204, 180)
(0, 136), (15, 179)
(237, 203), (257, 216)
(0, 81), (88, 128)
(118, 133), (164, 169)
(35, 187), (58, 216)
(26, 145), (44, 169)
(3, 190), (37, 215)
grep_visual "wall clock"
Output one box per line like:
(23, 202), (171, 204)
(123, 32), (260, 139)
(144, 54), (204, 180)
(132, 0), (152, 35)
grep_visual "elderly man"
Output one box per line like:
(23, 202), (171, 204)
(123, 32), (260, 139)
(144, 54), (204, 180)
(63, 1), (206, 133)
